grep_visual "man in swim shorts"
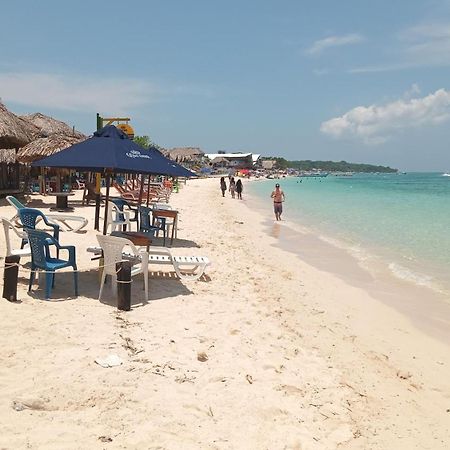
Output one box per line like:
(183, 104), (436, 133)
(270, 183), (285, 221)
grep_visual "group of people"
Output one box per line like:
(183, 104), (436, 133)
(220, 177), (285, 221)
(220, 176), (243, 199)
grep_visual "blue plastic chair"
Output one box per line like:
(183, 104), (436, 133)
(19, 207), (60, 255)
(138, 206), (166, 244)
(110, 198), (139, 230)
(26, 229), (78, 299)
(18, 208), (60, 241)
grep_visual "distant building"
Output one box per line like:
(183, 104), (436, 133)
(205, 152), (260, 169)
(261, 159), (276, 170)
(166, 147), (204, 163)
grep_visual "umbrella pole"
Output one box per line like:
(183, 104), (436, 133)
(137, 174), (144, 205)
(102, 173), (111, 235)
(146, 176), (151, 206)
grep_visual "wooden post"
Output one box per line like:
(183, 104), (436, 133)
(146, 176), (151, 206)
(2, 255), (20, 302)
(116, 261), (131, 311)
(102, 173), (111, 235)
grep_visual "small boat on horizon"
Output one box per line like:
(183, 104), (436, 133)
(298, 171), (329, 178)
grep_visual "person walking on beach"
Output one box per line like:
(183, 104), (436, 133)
(229, 177), (236, 199)
(271, 183), (285, 221)
(236, 179), (243, 199)
(220, 177), (227, 197)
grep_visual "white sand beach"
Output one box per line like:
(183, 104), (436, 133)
(0, 177), (449, 449)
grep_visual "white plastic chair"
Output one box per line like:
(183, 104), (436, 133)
(96, 234), (149, 301)
(1, 217), (31, 257)
(106, 201), (131, 233)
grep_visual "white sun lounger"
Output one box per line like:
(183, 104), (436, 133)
(147, 246), (210, 281)
(87, 245), (210, 281)
(6, 195), (88, 232)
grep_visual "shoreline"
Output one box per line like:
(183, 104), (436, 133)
(246, 178), (450, 344)
(1, 178), (449, 448)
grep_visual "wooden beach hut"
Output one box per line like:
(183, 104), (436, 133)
(0, 102), (38, 195)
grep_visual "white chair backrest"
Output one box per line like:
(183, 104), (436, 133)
(106, 201), (119, 228)
(1, 217), (26, 257)
(96, 234), (139, 276)
(152, 203), (172, 210)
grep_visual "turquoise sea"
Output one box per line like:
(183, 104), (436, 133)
(248, 173), (450, 294)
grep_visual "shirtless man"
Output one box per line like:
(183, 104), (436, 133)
(270, 183), (285, 221)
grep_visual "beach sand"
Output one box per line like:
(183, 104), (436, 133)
(0, 178), (449, 449)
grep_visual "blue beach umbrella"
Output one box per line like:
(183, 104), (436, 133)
(32, 125), (196, 233)
(32, 125), (195, 177)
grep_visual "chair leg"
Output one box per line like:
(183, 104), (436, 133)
(73, 268), (78, 297)
(143, 269), (149, 301)
(28, 269), (36, 292)
(98, 271), (107, 300)
(112, 276), (118, 298)
(45, 272), (54, 299)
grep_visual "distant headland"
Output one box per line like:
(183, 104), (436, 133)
(263, 157), (397, 173)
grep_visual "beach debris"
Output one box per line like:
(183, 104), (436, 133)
(119, 334), (143, 355)
(12, 399), (48, 411)
(234, 221), (244, 224)
(175, 374), (196, 384)
(95, 354), (123, 368)
(98, 436), (113, 443)
(396, 370), (412, 380)
(246, 374), (254, 384)
(197, 352), (208, 362)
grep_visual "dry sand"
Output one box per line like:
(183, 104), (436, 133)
(0, 177), (449, 449)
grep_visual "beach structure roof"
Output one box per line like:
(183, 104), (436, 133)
(0, 102), (39, 149)
(205, 152), (253, 160)
(252, 154), (261, 164)
(0, 148), (17, 163)
(167, 147), (204, 161)
(17, 133), (87, 163)
(21, 112), (85, 139)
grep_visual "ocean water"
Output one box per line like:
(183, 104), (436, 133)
(248, 173), (450, 294)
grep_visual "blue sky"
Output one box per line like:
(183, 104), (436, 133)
(2, 0), (450, 170)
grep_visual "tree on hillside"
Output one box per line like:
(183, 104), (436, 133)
(133, 135), (151, 148)
(133, 135), (165, 153)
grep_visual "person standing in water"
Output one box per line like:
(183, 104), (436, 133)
(271, 183), (285, 221)
(236, 179), (243, 199)
(220, 177), (227, 197)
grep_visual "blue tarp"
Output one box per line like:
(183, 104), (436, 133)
(32, 125), (196, 178)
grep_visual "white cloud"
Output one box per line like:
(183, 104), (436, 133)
(0, 72), (159, 114)
(320, 88), (450, 144)
(350, 22), (450, 73)
(306, 34), (364, 55)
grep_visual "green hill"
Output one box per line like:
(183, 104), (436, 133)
(264, 157), (397, 173)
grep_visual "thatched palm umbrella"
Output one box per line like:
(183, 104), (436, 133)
(16, 133), (86, 163)
(0, 101), (38, 149)
(21, 112), (85, 139)
(16, 133), (87, 194)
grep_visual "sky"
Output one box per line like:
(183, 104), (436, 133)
(2, 0), (450, 171)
